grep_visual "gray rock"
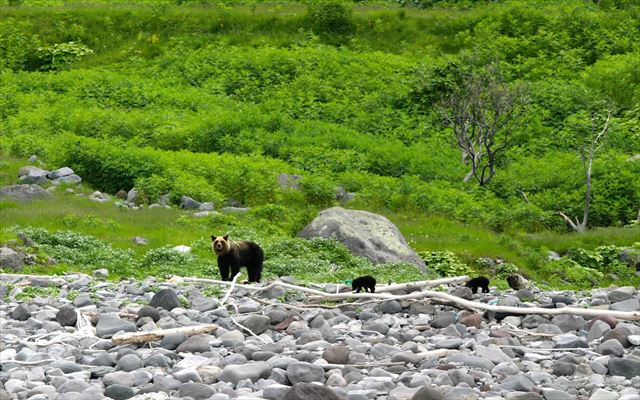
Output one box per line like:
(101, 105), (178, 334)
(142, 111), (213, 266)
(542, 388), (572, 400)
(47, 167), (74, 180)
(284, 382), (342, 400)
(12, 303), (31, 321)
(286, 362), (325, 384)
(132, 236), (148, 245)
(104, 384), (135, 400)
(588, 320), (612, 341)
(370, 343), (401, 360)
(96, 315), (137, 338)
(536, 324), (563, 335)
(180, 195), (201, 209)
(589, 389), (620, 400)
(176, 334), (211, 353)
(93, 268), (109, 279)
(551, 314), (582, 332)
(220, 330), (245, 347)
(506, 393), (543, 400)
(264, 383), (291, 400)
(596, 339), (625, 357)
(298, 207), (427, 270)
(323, 345), (350, 364)
(431, 311), (456, 329)
(447, 353), (494, 370)
(56, 306), (78, 327)
(0, 247), (24, 271)
(411, 386), (445, 400)
(362, 319), (389, 335)
(500, 374), (535, 391)
(608, 357), (640, 379)
(199, 202), (214, 211)
(515, 289), (535, 302)
(144, 354), (171, 368)
(278, 174), (302, 190)
(218, 362), (271, 385)
(178, 382), (215, 399)
(57, 379), (90, 393)
(126, 188), (138, 203)
(241, 315), (270, 335)
(552, 333), (588, 349)
(18, 166), (49, 184)
(551, 361), (576, 376)
(380, 300), (403, 314)
(193, 297), (220, 312)
(118, 354), (143, 372)
(450, 286), (473, 300)
(0, 184), (51, 201)
(137, 305), (160, 322)
(103, 372), (134, 387)
(610, 298), (640, 311)
(51, 174), (82, 185)
(150, 288), (181, 311)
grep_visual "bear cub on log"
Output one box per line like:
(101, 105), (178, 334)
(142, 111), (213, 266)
(465, 276), (490, 294)
(211, 235), (264, 283)
(352, 275), (376, 293)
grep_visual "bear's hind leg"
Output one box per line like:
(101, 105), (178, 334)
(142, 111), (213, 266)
(218, 261), (230, 281)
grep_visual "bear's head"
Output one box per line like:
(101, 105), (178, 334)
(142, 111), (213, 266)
(211, 235), (231, 256)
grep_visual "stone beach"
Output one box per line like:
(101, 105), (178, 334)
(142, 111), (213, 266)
(1, 274), (639, 400)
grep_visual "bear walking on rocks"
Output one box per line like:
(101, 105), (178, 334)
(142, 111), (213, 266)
(465, 276), (490, 294)
(211, 235), (264, 283)
(352, 275), (376, 293)
(506, 273), (529, 290)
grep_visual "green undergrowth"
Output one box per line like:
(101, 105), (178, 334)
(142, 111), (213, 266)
(1, 184), (638, 289)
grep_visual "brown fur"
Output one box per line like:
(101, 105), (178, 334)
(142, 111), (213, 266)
(211, 235), (264, 283)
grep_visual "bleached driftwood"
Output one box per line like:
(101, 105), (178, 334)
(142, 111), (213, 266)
(112, 324), (218, 345)
(272, 281), (640, 321)
(172, 276), (640, 321)
(0, 273), (89, 285)
(374, 276), (470, 293)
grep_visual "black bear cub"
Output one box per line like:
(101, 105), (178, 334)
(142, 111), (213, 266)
(211, 235), (264, 283)
(352, 275), (376, 293)
(465, 276), (490, 294)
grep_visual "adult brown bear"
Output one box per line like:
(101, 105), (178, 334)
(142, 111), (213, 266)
(211, 235), (264, 283)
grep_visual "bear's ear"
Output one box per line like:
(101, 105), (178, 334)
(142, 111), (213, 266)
(211, 235), (216, 241)
(223, 235), (229, 241)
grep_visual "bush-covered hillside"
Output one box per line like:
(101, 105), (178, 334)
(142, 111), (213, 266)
(1, 0), (639, 288)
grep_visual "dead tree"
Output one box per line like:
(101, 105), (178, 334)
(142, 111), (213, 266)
(441, 66), (529, 186)
(559, 107), (611, 232)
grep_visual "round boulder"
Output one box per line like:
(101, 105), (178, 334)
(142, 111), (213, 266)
(298, 207), (426, 270)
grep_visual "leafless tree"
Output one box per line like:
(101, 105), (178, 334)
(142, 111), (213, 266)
(440, 66), (529, 186)
(558, 107), (612, 233)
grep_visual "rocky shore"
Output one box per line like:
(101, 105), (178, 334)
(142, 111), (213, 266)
(1, 274), (639, 400)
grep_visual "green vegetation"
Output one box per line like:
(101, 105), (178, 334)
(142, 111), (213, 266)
(1, 0), (639, 289)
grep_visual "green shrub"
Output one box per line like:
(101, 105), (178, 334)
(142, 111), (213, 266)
(36, 42), (93, 71)
(11, 226), (135, 276)
(306, 1), (355, 39)
(419, 250), (472, 277)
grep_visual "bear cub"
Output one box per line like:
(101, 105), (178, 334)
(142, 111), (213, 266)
(211, 235), (264, 283)
(465, 276), (490, 294)
(352, 275), (376, 293)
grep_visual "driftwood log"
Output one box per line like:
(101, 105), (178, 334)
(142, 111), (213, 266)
(173, 275), (640, 321)
(112, 324), (218, 345)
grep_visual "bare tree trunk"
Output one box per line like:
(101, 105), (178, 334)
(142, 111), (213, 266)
(559, 109), (610, 233)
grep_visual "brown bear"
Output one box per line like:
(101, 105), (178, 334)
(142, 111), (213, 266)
(211, 235), (264, 283)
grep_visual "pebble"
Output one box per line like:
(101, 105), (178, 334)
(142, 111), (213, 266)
(0, 276), (638, 400)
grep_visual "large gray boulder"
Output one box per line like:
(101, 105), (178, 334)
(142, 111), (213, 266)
(0, 185), (51, 201)
(18, 166), (49, 184)
(298, 207), (426, 271)
(0, 247), (24, 271)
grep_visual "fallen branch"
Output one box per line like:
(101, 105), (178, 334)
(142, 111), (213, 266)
(375, 276), (470, 293)
(112, 324), (218, 345)
(220, 273), (241, 306)
(278, 281), (640, 321)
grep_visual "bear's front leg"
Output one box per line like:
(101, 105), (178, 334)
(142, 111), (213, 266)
(218, 260), (230, 281)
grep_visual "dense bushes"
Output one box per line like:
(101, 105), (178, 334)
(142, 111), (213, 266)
(1, 1), (639, 234)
